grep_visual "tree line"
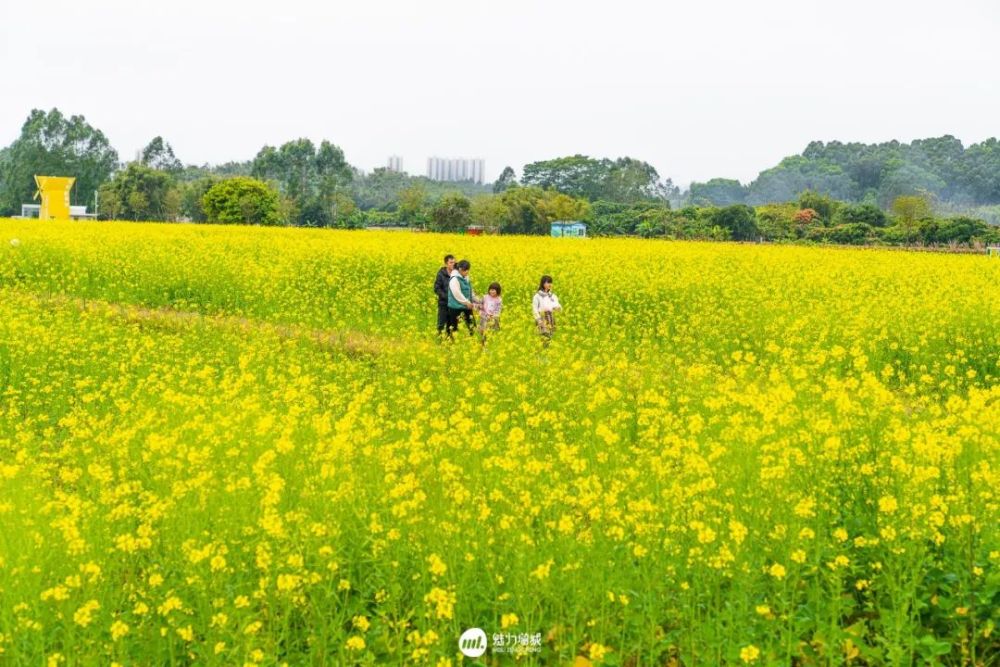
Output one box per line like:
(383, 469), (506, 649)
(0, 108), (998, 248)
(592, 192), (1000, 247)
(689, 136), (1000, 210)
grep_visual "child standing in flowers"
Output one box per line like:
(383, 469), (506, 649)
(532, 275), (561, 344)
(477, 282), (503, 345)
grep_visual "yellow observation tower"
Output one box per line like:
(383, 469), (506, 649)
(33, 175), (76, 220)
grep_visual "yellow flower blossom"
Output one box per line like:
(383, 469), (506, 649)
(740, 645), (760, 663)
(110, 620), (129, 640)
(73, 600), (99, 627)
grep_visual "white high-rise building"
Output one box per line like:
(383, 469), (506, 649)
(426, 157), (486, 184)
(387, 156), (403, 173)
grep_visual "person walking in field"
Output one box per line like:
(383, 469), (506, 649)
(532, 274), (561, 345)
(434, 254), (456, 336)
(446, 259), (477, 339)
(477, 282), (503, 345)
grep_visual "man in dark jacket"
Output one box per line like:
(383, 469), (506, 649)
(434, 254), (456, 334)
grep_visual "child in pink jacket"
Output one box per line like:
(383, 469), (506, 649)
(477, 282), (503, 343)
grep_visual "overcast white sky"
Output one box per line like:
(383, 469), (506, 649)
(2, 0), (998, 185)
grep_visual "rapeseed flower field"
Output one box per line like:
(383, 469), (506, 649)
(0, 219), (997, 665)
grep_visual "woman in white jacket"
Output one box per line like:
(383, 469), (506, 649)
(532, 274), (561, 343)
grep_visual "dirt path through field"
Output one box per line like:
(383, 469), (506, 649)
(12, 288), (398, 359)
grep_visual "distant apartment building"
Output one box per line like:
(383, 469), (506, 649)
(386, 155), (404, 173)
(426, 157), (486, 184)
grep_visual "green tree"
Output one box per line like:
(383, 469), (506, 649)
(521, 155), (670, 202)
(755, 202), (799, 240)
(430, 192), (472, 232)
(522, 155), (605, 199)
(470, 195), (509, 233)
(313, 141), (353, 220)
(97, 163), (179, 221)
(330, 192), (358, 228)
(180, 176), (221, 222)
(351, 167), (411, 210)
(253, 139), (314, 200)
(493, 166), (518, 194)
(878, 163), (946, 207)
(828, 223), (875, 245)
(589, 200), (669, 236)
(297, 191), (359, 228)
(298, 198), (332, 227)
(643, 207), (678, 237)
(540, 191), (591, 222)
(202, 177), (281, 225)
(397, 184), (428, 226)
(177, 161), (252, 183)
(97, 186), (122, 220)
(350, 170), (490, 211)
(728, 135), (1000, 207)
(835, 203), (887, 227)
(0, 146), (9, 208)
(926, 216), (990, 244)
(747, 153), (856, 205)
(498, 185), (548, 234)
(689, 178), (746, 206)
(604, 157), (676, 202)
(163, 188), (182, 221)
(797, 190), (838, 224)
(891, 194), (933, 235)
(490, 187), (592, 235)
(251, 138), (352, 224)
(277, 195), (299, 227)
(0, 108), (119, 215)
(127, 191), (149, 219)
(140, 136), (183, 173)
(634, 207), (673, 238)
(710, 204), (759, 241)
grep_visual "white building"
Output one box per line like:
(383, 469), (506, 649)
(386, 156), (404, 173)
(19, 204), (96, 220)
(426, 157), (485, 184)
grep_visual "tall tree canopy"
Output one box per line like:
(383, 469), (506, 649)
(689, 178), (747, 206)
(140, 136), (183, 173)
(493, 166), (518, 194)
(521, 155), (675, 203)
(251, 138), (353, 225)
(251, 138), (352, 199)
(430, 192), (472, 232)
(0, 108), (119, 215)
(98, 163), (180, 221)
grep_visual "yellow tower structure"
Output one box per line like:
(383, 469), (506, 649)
(34, 175), (76, 220)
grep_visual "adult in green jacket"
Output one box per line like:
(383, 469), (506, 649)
(446, 259), (476, 338)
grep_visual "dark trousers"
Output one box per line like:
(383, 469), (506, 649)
(437, 301), (449, 333)
(446, 307), (474, 338)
